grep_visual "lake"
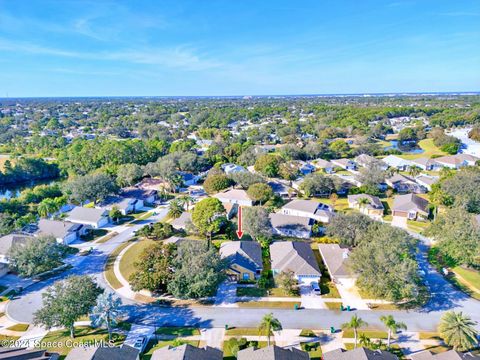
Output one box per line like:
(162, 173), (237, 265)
(383, 140), (425, 154)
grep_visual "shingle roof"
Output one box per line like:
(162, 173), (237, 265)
(323, 347), (398, 360)
(347, 194), (384, 210)
(312, 158), (334, 169)
(151, 344), (223, 360)
(410, 350), (480, 360)
(171, 212), (192, 229)
(318, 244), (351, 278)
(237, 345), (309, 360)
(37, 219), (79, 239)
(0, 234), (33, 256)
(270, 241), (321, 277)
(392, 193), (429, 214)
(269, 213), (312, 229)
(219, 241), (263, 272)
(65, 345), (139, 360)
(121, 187), (157, 200)
(282, 199), (320, 215)
(410, 157), (439, 167)
(0, 347), (56, 359)
(214, 189), (252, 202)
(67, 206), (108, 223)
(99, 196), (136, 210)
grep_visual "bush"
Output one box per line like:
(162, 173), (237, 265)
(137, 222), (175, 240)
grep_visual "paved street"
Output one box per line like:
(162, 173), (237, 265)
(6, 211), (480, 332)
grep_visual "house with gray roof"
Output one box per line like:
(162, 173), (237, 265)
(214, 189), (253, 207)
(65, 345), (139, 360)
(66, 207), (110, 228)
(270, 241), (321, 284)
(0, 234), (33, 264)
(97, 196), (140, 215)
(410, 350), (480, 360)
(410, 157), (441, 171)
(318, 244), (354, 286)
(347, 194), (384, 220)
(0, 347), (59, 360)
(435, 154), (480, 169)
(121, 187), (157, 204)
(323, 347), (398, 360)
(331, 158), (357, 171)
(280, 199), (333, 223)
(220, 241), (263, 281)
(171, 212), (192, 231)
(311, 158), (335, 173)
(36, 219), (89, 245)
(392, 193), (430, 221)
(237, 345), (309, 360)
(382, 155), (413, 171)
(269, 213), (313, 239)
(151, 344), (222, 360)
(415, 174), (439, 192)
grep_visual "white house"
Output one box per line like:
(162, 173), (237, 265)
(280, 199), (333, 223)
(331, 158), (357, 171)
(213, 189), (253, 207)
(381, 155), (413, 171)
(97, 196), (140, 215)
(269, 213), (313, 239)
(222, 163), (246, 175)
(409, 157), (440, 171)
(36, 219), (89, 245)
(66, 207), (110, 229)
(435, 154), (480, 169)
(415, 174), (439, 192)
(311, 158), (335, 174)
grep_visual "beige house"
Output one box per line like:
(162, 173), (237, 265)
(392, 193), (430, 220)
(219, 241), (263, 281)
(347, 194), (384, 219)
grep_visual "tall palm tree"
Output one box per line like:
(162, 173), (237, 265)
(342, 315), (368, 348)
(408, 165), (421, 178)
(37, 198), (60, 218)
(168, 199), (184, 219)
(258, 313), (282, 346)
(380, 315), (407, 348)
(178, 195), (195, 211)
(90, 292), (123, 342)
(438, 311), (479, 351)
(386, 167), (399, 178)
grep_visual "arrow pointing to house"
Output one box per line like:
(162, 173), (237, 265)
(236, 206), (244, 239)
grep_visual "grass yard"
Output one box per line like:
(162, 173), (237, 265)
(313, 196), (350, 212)
(119, 239), (156, 282)
(268, 287), (300, 298)
(6, 323), (29, 332)
(418, 332), (441, 340)
(142, 339), (200, 360)
(312, 248), (341, 299)
(237, 301), (301, 309)
(301, 341), (322, 360)
(452, 266), (480, 294)
(225, 327), (259, 336)
(398, 139), (448, 160)
(104, 240), (136, 289)
(81, 229), (109, 242)
(96, 231), (119, 244)
(237, 287), (267, 297)
(0, 335), (20, 343)
(156, 327), (200, 336)
(223, 341), (268, 359)
(0, 154), (14, 170)
(38, 327), (125, 356)
(342, 329), (388, 339)
(133, 211), (153, 221)
(325, 302), (343, 310)
(407, 220), (430, 234)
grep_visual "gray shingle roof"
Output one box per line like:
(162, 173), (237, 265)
(282, 199), (320, 215)
(151, 344), (223, 360)
(392, 193), (429, 214)
(270, 241), (321, 277)
(318, 244), (351, 278)
(171, 212), (192, 229)
(37, 219), (80, 239)
(237, 345), (309, 360)
(0, 234), (33, 256)
(269, 213), (312, 229)
(410, 350), (480, 360)
(347, 194), (384, 210)
(219, 241), (263, 272)
(67, 206), (109, 223)
(323, 347), (398, 360)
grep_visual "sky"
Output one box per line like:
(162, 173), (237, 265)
(0, 0), (479, 97)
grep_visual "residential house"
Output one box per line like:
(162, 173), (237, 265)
(222, 163), (246, 174)
(280, 199), (333, 223)
(269, 213), (313, 239)
(268, 180), (295, 198)
(179, 172), (200, 186)
(323, 347), (398, 360)
(318, 244), (355, 287)
(97, 196), (140, 215)
(311, 158), (335, 174)
(65, 345), (139, 360)
(0, 347), (60, 360)
(121, 187), (157, 205)
(135, 178), (168, 191)
(151, 344), (223, 360)
(382, 155), (413, 171)
(347, 194), (384, 219)
(36, 219), (89, 245)
(237, 345), (309, 360)
(355, 154), (386, 169)
(219, 241), (263, 281)
(410, 350), (480, 360)
(410, 157), (440, 171)
(171, 212), (192, 231)
(435, 154), (480, 169)
(331, 158), (357, 171)
(0, 234), (33, 264)
(392, 193), (430, 221)
(386, 174), (423, 193)
(213, 189), (253, 207)
(415, 174), (439, 192)
(296, 160), (316, 175)
(270, 241), (321, 284)
(66, 207), (110, 228)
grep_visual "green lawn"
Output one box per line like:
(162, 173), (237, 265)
(96, 231), (119, 244)
(156, 327), (200, 336)
(407, 220), (430, 234)
(325, 302), (343, 310)
(342, 329), (388, 339)
(225, 327), (259, 336)
(398, 139), (448, 160)
(223, 341), (268, 359)
(81, 229), (109, 242)
(7, 323), (29, 332)
(268, 287), (299, 297)
(142, 339), (200, 360)
(119, 239), (156, 282)
(302, 341), (322, 360)
(237, 287), (267, 297)
(418, 332), (441, 340)
(39, 327), (125, 356)
(237, 301), (301, 309)
(452, 266), (480, 294)
(313, 196), (350, 212)
(312, 248), (341, 299)
(104, 240), (136, 289)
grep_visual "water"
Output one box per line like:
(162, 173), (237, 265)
(0, 179), (59, 200)
(383, 140), (425, 154)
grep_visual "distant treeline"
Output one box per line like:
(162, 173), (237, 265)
(0, 157), (60, 186)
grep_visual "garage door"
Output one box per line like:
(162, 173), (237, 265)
(298, 275), (319, 285)
(391, 215), (407, 229)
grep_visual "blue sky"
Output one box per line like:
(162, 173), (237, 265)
(0, 0), (479, 96)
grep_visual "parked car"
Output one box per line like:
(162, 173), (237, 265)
(311, 281), (321, 295)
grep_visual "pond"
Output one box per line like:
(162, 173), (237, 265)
(383, 140), (425, 154)
(0, 179), (60, 200)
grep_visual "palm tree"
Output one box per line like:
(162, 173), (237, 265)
(408, 165), (421, 178)
(386, 167), (399, 178)
(178, 195), (195, 211)
(438, 311), (479, 351)
(90, 292), (123, 342)
(342, 315), (368, 348)
(380, 315), (407, 348)
(357, 197), (370, 214)
(168, 199), (184, 219)
(359, 333), (372, 348)
(37, 198), (60, 218)
(258, 313), (282, 346)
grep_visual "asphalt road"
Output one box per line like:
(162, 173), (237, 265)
(6, 212), (480, 332)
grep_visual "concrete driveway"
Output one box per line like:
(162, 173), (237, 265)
(214, 281), (238, 307)
(300, 285), (326, 309)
